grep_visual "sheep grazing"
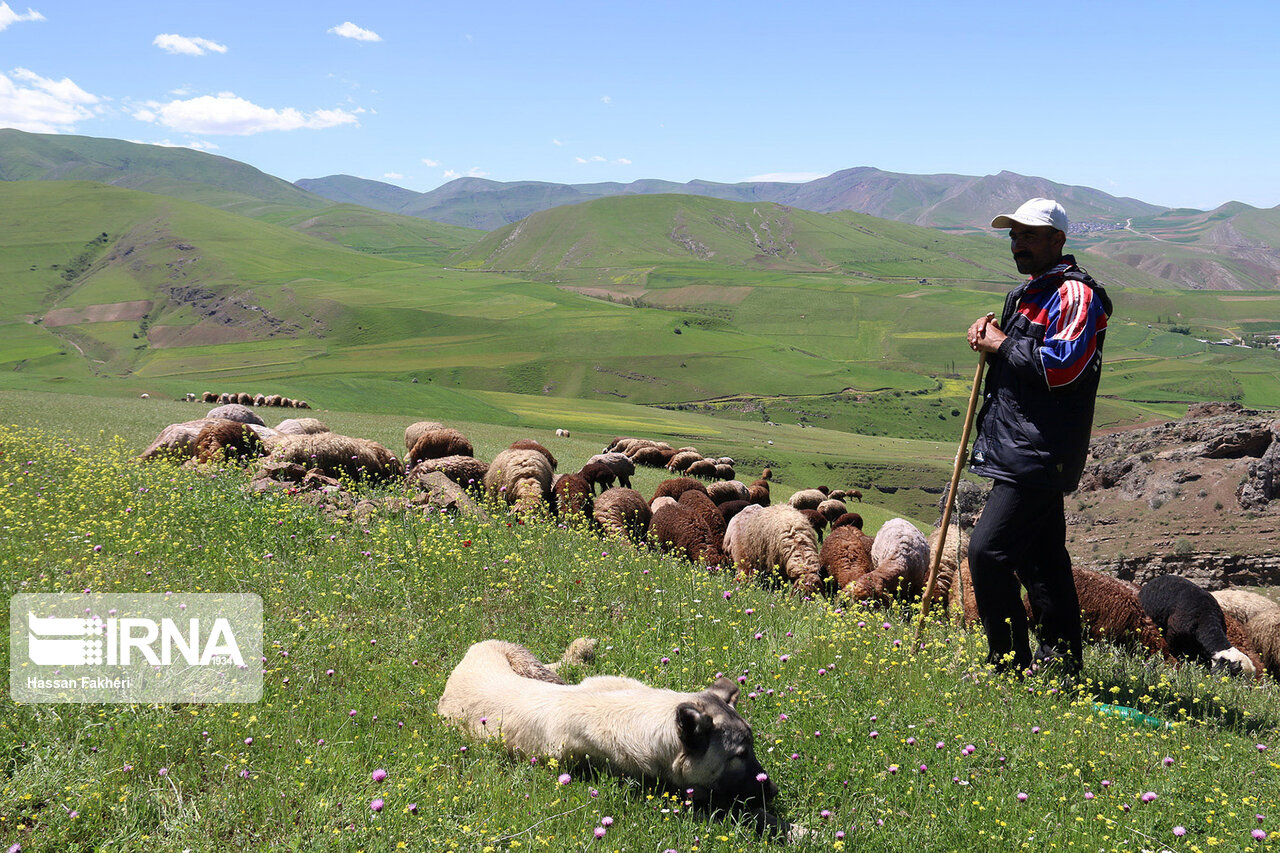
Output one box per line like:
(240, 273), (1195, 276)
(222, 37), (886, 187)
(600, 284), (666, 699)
(592, 487), (651, 544)
(404, 421), (446, 451)
(799, 508), (828, 542)
(408, 428), (474, 468)
(717, 499), (751, 524)
(139, 419), (217, 462)
(586, 453), (634, 489)
(747, 479), (770, 507)
(684, 459), (718, 479)
(649, 500), (719, 566)
(631, 445), (675, 468)
(484, 449), (554, 512)
(254, 394), (267, 407)
(849, 518), (932, 606)
(555, 428), (571, 438)
(1035, 568), (1172, 662)
(552, 473), (594, 523)
(677, 489), (727, 563)
(666, 450), (702, 473)
(830, 512), (863, 531)
(924, 524), (966, 611)
(201, 391), (217, 403)
(206, 404), (265, 426)
(267, 433), (403, 483)
(706, 480), (750, 505)
(276, 417), (330, 436)
(817, 499), (848, 523)
(652, 477), (708, 502)
(577, 461), (617, 494)
(713, 463), (736, 481)
(760, 468), (772, 481)
(1214, 590), (1280, 678)
(509, 439), (557, 471)
(413, 455), (490, 489)
(194, 419), (267, 465)
(787, 489), (825, 511)
(725, 504), (821, 593)
(818, 523), (874, 595)
(1138, 575), (1256, 677)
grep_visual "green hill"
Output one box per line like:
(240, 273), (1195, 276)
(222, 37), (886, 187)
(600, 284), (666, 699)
(0, 128), (329, 216)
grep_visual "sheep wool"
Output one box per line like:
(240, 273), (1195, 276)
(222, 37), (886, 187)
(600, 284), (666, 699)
(725, 504), (821, 593)
(1138, 574), (1256, 678)
(509, 439), (558, 472)
(649, 501), (719, 566)
(818, 524), (874, 595)
(267, 433), (403, 483)
(484, 449), (554, 512)
(404, 421), (447, 451)
(276, 417), (330, 436)
(408, 428), (475, 468)
(206, 404), (265, 426)
(706, 480), (750, 505)
(851, 518), (931, 605)
(787, 489), (826, 511)
(414, 455), (490, 488)
(139, 419), (217, 462)
(592, 487), (651, 544)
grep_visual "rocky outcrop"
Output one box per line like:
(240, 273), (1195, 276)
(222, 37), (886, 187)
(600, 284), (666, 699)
(1094, 552), (1280, 591)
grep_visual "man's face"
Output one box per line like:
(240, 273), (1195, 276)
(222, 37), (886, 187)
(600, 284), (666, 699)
(1008, 224), (1065, 276)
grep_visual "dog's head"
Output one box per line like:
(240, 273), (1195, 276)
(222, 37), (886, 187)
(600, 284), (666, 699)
(672, 677), (778, 807)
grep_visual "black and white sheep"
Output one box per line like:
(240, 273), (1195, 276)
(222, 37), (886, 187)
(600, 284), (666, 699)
(1024, 568), (1172, 662)
(1138, 575), (1256, 677)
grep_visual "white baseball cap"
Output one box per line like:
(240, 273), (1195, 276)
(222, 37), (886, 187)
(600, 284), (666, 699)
(990, 198), (1069, 233)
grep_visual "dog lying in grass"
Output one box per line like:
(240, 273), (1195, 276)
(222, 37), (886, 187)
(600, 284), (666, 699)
(437, 638), (779, 811)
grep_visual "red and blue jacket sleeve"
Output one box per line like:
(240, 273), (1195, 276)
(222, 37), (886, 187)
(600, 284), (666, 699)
(997, 277), (1109, 390)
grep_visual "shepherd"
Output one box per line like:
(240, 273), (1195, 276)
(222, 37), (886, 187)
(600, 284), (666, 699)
(965, 198), (1113, 675)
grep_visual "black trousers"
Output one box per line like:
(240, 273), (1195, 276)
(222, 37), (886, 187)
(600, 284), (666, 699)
(968, 481), (1082, 669)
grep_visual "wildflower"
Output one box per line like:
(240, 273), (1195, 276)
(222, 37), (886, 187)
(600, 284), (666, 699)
(601, 817), (613, 827)
(372, 768), (388, 782)
(820, 810), (831, 819)
(558, 773), (571, 785)
(1252, 829), (1268, 842)
(888, 764), (899, 774)
(755, 773), (768, 783)
(1163, 756), (1174, 767)
(594, 827), (606, 839)
(1141, 792), (1158, 804)
(371, 798), (384, 812)
(1017, 792), (1028, 802)
(1174, 826), (1187, 837)
(1084, 791), (1095, 800)
(408, 803), (418, 814)
(158, 768), (168, 777)
(244, 737), (253, 745)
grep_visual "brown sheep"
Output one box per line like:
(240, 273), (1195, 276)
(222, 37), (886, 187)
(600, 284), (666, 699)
(254, 393), (267, 406)
(817, 499), (848, 522)
(678, 489), (727, 564)
(649, 501), (719, 566)
(404, 421), (446, 450)
(819, 524), (874, 596)
(194, 419), (267, 464)
(787, 489), (825, 511)
(201, 391), (217, 403)
(799, 508), (828, 542)
(509, 439), (557, 471)
(552, 473), (594, 524)
(830, 512), (863, 531)
(705, 480), (750, 505)
(631, 445), (673, 467)
(592, 487), (651, 544)
(713, 463), (736, 481)
(747, 480), (770, 506)
(717, 499), (752, 524)
(1023, 567), (1172, 661)
(586, 453), (635, 489)
(760, 467), (772, 481)
(666, 450), (702, 473)
(408, 428), (474, 468)
(652, 477), (708, 502)
(236, 392), (253, 405)
(267, 433), (403, 483)
(412, 455), (490, 488)
(685, 459), (718, 479)
(1223, 614), (1266, 680)
(578, 461), (616, 494)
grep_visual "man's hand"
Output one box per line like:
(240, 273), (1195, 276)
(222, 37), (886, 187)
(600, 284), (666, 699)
(968, 312), (1005, 354)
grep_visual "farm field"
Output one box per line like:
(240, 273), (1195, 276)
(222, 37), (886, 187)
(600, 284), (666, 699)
(1, 425), (1277, 852)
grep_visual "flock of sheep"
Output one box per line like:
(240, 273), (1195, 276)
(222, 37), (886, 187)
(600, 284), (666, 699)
(138, 406), (1279, 684)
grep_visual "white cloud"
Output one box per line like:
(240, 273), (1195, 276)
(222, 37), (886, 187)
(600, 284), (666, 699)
(132, 138), (221, 151)
(552, 138), (563, 146)
(616, 157), (632, 165)
(574, 157), (586, 164)
(576, 154), (629, 165)
(744, 171), (827, 183)
(0, 2), (44, 31)
(133, 92), (359, 135)
(329, 21), (381, 42)
(153, 33), (228, 56)
(442, 167), (487, 180)
(442, 169), (458, 179)
(600, 95), (611, 104)
(383, 172), (403, 179)
(421, 158), (439, 167)
(0, 67), (99, 133)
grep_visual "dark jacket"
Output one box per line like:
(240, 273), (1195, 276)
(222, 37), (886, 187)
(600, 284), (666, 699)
(970, 256), (1112, 491)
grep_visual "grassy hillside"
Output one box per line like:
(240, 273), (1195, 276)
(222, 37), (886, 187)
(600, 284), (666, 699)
(1, 425), (1277, 852)
(0, 129), (329, 217)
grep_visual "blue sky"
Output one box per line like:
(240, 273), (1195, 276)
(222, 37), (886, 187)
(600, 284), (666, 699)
(2, 0), (1277, 210)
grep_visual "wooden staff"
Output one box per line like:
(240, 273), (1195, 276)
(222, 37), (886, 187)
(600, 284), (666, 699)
(914, 323), (992, 644)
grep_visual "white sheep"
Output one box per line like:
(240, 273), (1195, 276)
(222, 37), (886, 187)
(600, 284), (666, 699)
(484, 449), (553, 512)
(850, 518), (931, 605)
(725, 504), (821, 593)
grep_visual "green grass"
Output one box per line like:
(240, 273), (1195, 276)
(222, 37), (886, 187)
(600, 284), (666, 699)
(1, 426), (1277, 852)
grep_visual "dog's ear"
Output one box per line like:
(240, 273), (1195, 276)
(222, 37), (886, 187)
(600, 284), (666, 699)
(706, 676), (740, 708)
(676, 702), (713, 752)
